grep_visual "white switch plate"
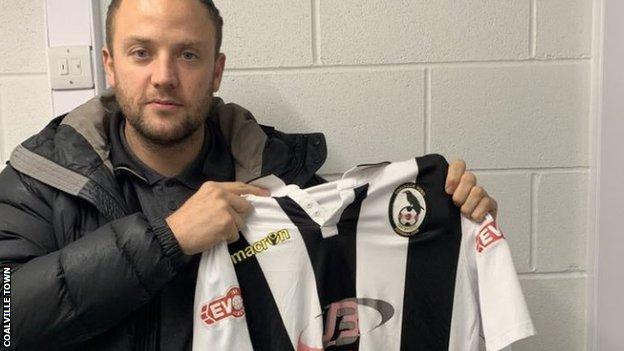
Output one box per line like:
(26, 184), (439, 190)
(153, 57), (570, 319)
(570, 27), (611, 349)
(48, 45), (94, 90)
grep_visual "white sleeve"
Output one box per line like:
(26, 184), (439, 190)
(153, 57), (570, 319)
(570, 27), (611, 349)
(192, 242), (254, 351)
(463, 214), (536, 351)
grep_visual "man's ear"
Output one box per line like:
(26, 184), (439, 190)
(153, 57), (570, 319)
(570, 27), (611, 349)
(102, 47), (117, 87)
(212, 53), (226, 92)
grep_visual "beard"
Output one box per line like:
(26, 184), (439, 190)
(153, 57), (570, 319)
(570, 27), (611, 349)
(115, 83), (214, 148)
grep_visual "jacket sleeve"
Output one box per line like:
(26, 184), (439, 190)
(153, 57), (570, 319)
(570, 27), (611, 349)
(0, 165), (186, 350)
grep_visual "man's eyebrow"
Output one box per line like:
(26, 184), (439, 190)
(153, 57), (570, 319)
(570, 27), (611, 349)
(122, 36), (206, 48)
(123, 36), (153, 47)
(177, 40), (204, 47)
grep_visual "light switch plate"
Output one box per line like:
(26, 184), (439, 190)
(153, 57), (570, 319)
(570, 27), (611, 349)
(48, 45), (94, 90)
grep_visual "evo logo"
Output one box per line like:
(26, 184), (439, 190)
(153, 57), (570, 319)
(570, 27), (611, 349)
(200, 287), (245, 326)
(476, 219), (504, 253)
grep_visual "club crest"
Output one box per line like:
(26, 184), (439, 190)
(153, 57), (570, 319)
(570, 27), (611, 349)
(389, 183), (427, 237)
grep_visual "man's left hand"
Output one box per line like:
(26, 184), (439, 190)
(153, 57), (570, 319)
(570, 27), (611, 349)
(444, 159), (498, 222)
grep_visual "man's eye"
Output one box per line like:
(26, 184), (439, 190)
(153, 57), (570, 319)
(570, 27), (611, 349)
(182, 52), (198, 60)
(132, 50), (149, 59)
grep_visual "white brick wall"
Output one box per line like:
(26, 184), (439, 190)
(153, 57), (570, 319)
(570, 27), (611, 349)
(430, 64), (590, 169)
(0, 0), (53, 172)
(535, 0), (593, 59)
(218, 69), (425, 173)
(2, 1), (595, 350)
(0, 1), (48, 74)
(320, 1), (530, 64)
(218, 0), (313, 68)
(0, 77), (53, 159)
(516, 276), (587, 350)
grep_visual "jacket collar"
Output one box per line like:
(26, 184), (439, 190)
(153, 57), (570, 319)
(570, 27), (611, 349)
(9, 89), (326, 220)
(109, 111), (234, 189)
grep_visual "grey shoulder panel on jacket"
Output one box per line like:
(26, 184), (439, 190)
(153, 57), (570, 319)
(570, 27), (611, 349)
(208, 97), (267, 182)
(10, 144), (88, 197)
(7, 89), (327, 212)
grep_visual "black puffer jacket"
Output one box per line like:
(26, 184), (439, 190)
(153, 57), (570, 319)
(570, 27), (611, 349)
(0, 90), (326, 350)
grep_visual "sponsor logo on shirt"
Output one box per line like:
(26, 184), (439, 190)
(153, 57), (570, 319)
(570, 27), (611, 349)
(297, 297), (395, 350)
(199, 287), (245, 326)
(389, 183), (427, 237)
(230, 229), (292, 264)
(476, 219), (505, 253)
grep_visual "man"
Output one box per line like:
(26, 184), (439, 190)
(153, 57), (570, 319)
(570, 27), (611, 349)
(0, 0), (498, 349)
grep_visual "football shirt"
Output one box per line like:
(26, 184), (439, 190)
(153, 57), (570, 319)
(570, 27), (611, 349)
(193, 155), (535, 350)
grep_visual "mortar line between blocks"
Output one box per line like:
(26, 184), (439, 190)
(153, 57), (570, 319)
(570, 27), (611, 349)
(530, 0), (537, 58)
(424, 68), (431, 153)
(311, 0), (322, 65)
(323, 167), (588, 178)
(518, 271), (587, 280)
(224, 58), (590, 75)
(471, 166), (589, 174)
(530, 173), (539, 272)
(0, 72), (48, 79)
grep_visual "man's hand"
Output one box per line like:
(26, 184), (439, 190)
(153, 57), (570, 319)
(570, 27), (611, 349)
(165, 181), (270, 255)
(444, 159), (498, 222)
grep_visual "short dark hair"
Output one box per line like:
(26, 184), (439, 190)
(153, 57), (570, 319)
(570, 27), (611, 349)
(105, 0), (223, 57)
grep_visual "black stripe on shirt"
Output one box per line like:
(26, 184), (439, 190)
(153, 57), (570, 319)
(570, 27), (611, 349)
(400, 154), (463, 350)
(276, 184), (369, 351)
(228, 235), (294, 351)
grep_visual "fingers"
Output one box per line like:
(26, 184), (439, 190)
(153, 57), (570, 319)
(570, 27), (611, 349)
(460, 186), (484, 217)
(445, 159), (466, 194)
(460, 186), (486, 221)
(470, 198), (489, 222)
(473, 197), (498, 221)
(444, 161), (499, 221)
(224, 192), (253, 215)
(219, 191), (250, 240)
(198, 181), (255, 244)
(226, 232), (241, 244)
(490, 200), (498, 220)
(451, 172), (476, 206)
(218, 182), (270, 197)
(458, 186), (499, 222)
(226, 208), (243, 243)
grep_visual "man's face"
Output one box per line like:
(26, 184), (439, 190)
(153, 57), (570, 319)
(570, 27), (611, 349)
(102, 0), (225, 146)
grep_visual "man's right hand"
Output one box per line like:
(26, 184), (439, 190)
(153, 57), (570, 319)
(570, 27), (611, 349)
(165, 181), (270, 255)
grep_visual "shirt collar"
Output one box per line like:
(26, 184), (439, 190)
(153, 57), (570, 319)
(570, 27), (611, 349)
(109, 111), (234, 189)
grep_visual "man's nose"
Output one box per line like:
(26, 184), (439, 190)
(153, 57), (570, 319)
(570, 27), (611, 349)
(151, 54), (179, 89)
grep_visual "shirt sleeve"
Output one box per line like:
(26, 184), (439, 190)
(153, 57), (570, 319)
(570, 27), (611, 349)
(193, 242), (254, 350)
(462, 214), (536, 351)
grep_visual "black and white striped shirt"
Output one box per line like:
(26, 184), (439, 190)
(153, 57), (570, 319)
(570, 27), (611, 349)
(193, 155), (534, 350)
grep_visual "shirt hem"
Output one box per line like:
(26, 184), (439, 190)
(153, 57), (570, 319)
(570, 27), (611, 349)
(486, 320), (536, 351)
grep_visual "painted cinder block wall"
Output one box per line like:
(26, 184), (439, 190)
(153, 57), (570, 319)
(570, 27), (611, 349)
(1, 1), (595, 350)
